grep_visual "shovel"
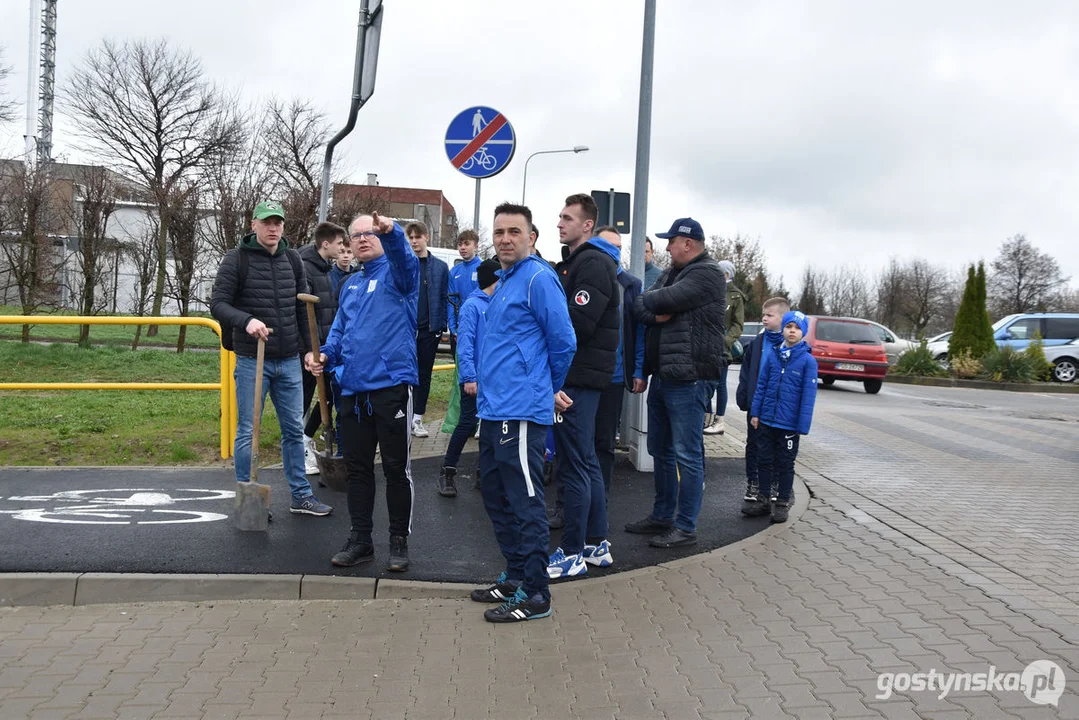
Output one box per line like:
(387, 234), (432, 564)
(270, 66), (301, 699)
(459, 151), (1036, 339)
(234, 332), (272, 531)
(298, 293), (349, 492)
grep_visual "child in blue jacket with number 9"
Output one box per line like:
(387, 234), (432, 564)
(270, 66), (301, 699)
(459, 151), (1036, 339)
(744, 310), (817, 523)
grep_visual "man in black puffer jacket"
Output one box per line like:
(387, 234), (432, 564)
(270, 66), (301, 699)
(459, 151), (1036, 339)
(298, 221), (347, 474)
(626, 217), (725, 549)
(546, 193), (620, 580)
(210, 201), (332, 518)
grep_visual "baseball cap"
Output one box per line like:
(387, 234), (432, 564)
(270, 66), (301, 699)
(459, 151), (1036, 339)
(252, 200), (286, 221)
(655, 217), (704, 242)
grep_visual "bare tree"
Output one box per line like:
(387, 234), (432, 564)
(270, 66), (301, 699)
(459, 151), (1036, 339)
(989, 234), (1069, 315)
(1057, 285), (1079, 312)
(706, 233), (780, 319)
(0, 161), (63, 340)
(163, 185), (203, 353)
(68, 166), (118, 347)
(126, 211), (160, 351)
(898, 259), (949, 337)
(0, 48), (16, 125)
(64, 38), (244, 335)
(201, 112), (271, 263)
(823, 265), (873, 318)
(264, 98), (330, 246)
(796, 266), (827, 315)
(875, 257), (905, 330)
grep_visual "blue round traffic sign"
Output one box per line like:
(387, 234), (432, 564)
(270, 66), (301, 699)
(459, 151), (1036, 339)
(444, 106), (516, 179)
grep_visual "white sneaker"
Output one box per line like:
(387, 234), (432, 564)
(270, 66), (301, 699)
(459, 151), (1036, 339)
(703, 417), (725, 435)
(303, 436), (320, 475)
(474, 420), (481, 439)
(411, 418), (429, 438)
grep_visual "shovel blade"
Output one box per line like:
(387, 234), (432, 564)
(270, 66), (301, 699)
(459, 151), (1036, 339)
(314, 451), (349, 493)
(234, 481), (271, 531)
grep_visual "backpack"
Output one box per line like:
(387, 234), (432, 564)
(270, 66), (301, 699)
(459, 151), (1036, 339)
(220, 248), (304, 351)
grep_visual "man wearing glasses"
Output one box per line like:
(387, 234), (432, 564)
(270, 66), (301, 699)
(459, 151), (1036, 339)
(305, 212), (420, 572)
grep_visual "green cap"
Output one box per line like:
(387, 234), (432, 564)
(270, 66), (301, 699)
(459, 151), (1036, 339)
(252, 200), (285, 221)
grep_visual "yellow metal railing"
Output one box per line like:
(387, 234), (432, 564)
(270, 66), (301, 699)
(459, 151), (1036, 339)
(0, 315), (237, 458)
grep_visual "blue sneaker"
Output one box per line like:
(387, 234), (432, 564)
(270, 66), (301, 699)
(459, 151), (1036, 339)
(483, 587), (552, 623)
(582, 540), (613, 568)
(547, 547), (586, 579)
(290, 496), (333, 516)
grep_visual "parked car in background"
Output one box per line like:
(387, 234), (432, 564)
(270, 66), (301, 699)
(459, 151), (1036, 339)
(733, 322), (763, 362)
(926, 331), (952, 364)
(806, 316), (890, 394)
(840, 318), (917, 364)
(993, 313), (1079, 351)
(1044, 340), (1079, 383)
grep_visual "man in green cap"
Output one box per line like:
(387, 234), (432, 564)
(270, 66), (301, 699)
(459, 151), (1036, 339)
(211, 201), (333, 517)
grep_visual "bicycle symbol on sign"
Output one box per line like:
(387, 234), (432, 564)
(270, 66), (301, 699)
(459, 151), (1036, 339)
(461, 146), (497, 172)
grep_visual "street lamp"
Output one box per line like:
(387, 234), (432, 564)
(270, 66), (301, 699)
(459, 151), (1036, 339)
(521, 146), (589, 204)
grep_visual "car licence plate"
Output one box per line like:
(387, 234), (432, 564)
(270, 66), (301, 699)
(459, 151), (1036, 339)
(836, 363), (864, 372)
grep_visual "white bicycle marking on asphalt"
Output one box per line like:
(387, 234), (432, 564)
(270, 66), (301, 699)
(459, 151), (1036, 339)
(0, 489), (235, 525)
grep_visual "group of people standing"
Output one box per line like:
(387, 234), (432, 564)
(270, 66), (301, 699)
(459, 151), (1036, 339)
(212, 195), (818, 624)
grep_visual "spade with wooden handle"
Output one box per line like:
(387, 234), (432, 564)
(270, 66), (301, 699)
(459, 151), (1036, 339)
(298, 293), (349, 491)
(234, 331), (272, 531)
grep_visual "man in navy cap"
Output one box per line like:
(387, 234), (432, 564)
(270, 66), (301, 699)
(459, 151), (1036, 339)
(626, 218), (726, 548)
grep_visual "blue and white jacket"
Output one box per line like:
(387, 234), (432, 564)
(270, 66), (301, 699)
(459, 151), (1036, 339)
(750, 340), (818, 435)
(321, 223), (420, 393)
(447, 255), (482, 334)
(456, 288), (491, 385)
(477, 255), (577, 425)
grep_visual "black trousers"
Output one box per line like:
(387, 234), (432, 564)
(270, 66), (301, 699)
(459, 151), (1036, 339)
(594, 382), (625, 495)
(414, 330), (441, 416)
(302, 367), (336, 438)
(757, 423), (799, 502)
(337, 384), (414, 538)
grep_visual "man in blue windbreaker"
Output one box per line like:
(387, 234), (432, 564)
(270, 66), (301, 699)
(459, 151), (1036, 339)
(305, 212), (420, 572)
(470, 202), (576, 623)
(744, 310), (818, 524)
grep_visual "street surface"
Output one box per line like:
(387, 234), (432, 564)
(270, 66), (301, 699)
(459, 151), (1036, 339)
(0, 379), (1075, 718)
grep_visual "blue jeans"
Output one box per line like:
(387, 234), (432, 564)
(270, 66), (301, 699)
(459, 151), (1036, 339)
(710, 365), (729, 416)
(646, 378), (710, 533)
(234, 355), (315, 500)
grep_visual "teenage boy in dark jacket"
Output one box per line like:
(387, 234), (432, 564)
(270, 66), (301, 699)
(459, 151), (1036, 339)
(406, 222), (450, 439)
(548, 194), (620, 580)
(299, 222), (347, 474)
(735, 296), (789, 502)
(210, 201), (332, 518)
(744, 310), (818, 523)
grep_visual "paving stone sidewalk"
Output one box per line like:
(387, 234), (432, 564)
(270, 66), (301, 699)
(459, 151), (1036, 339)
(0, 422), (1075, 718)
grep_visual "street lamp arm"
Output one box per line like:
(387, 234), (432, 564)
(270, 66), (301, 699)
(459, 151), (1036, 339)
(522, 146), (590, 204)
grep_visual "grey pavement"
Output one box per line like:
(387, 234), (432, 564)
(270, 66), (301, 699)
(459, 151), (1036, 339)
(0, 379), (1077, 718)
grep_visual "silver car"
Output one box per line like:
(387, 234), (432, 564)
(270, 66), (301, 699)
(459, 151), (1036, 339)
(1045, 340), (1079, 383)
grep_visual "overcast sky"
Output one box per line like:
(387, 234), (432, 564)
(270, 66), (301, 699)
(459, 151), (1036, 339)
(1, 0), (1077, 292)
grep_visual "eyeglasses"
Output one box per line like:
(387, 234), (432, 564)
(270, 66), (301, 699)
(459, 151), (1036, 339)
(350, 231), (377, 240)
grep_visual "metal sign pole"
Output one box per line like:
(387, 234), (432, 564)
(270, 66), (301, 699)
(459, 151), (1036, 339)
(608, 188), (615, 227)
(474, 178), (481, 237)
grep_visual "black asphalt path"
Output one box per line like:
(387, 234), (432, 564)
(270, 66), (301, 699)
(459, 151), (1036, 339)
(0, 453), (769, 584)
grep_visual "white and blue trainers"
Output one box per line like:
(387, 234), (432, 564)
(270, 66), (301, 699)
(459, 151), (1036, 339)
(547, 547), (587, 579)
(582, 540), (613, 568)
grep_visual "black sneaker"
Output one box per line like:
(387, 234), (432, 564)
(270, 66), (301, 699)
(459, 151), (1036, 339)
(331, 532), (374, 567)
(483, 588), (552, 623)
(648, 527), (698, 548)
(743, 482), (758, 502)
(624, 516), (672, 535)
(741, 495), (772, 518)
(438, 466), (458, 498)
(771, 500), (791, 524)
(388, 535), (409, 572)
(470, 572), (520, 603)
(547, 506), (564, 530)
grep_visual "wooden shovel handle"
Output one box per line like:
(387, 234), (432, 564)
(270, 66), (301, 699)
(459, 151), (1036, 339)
(298, 294), (333, 447)
(250, 334), (266, 483)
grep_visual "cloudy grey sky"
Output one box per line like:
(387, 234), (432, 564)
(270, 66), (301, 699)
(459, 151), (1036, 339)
(1, 0), (1076, 291)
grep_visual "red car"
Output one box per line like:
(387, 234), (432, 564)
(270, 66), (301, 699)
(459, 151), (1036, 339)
(806, 316), (889, 394)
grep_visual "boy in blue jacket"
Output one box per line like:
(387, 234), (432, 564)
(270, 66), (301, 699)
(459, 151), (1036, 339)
(471, 202), (576, 623)
(735, 296), (789, 503)
(437, 259), (500, 497)
(744, 310), (817, 523)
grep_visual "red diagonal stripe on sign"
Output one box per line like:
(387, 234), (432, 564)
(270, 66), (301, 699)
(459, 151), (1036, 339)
(451, 114), (507, 168)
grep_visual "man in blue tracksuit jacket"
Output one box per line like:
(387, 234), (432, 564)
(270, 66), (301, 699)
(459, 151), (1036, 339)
(745, 310), (817, 524)
(735, 296), (789, 502)
(306, 212), (420, 572)
(471, 202), (576, 623)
